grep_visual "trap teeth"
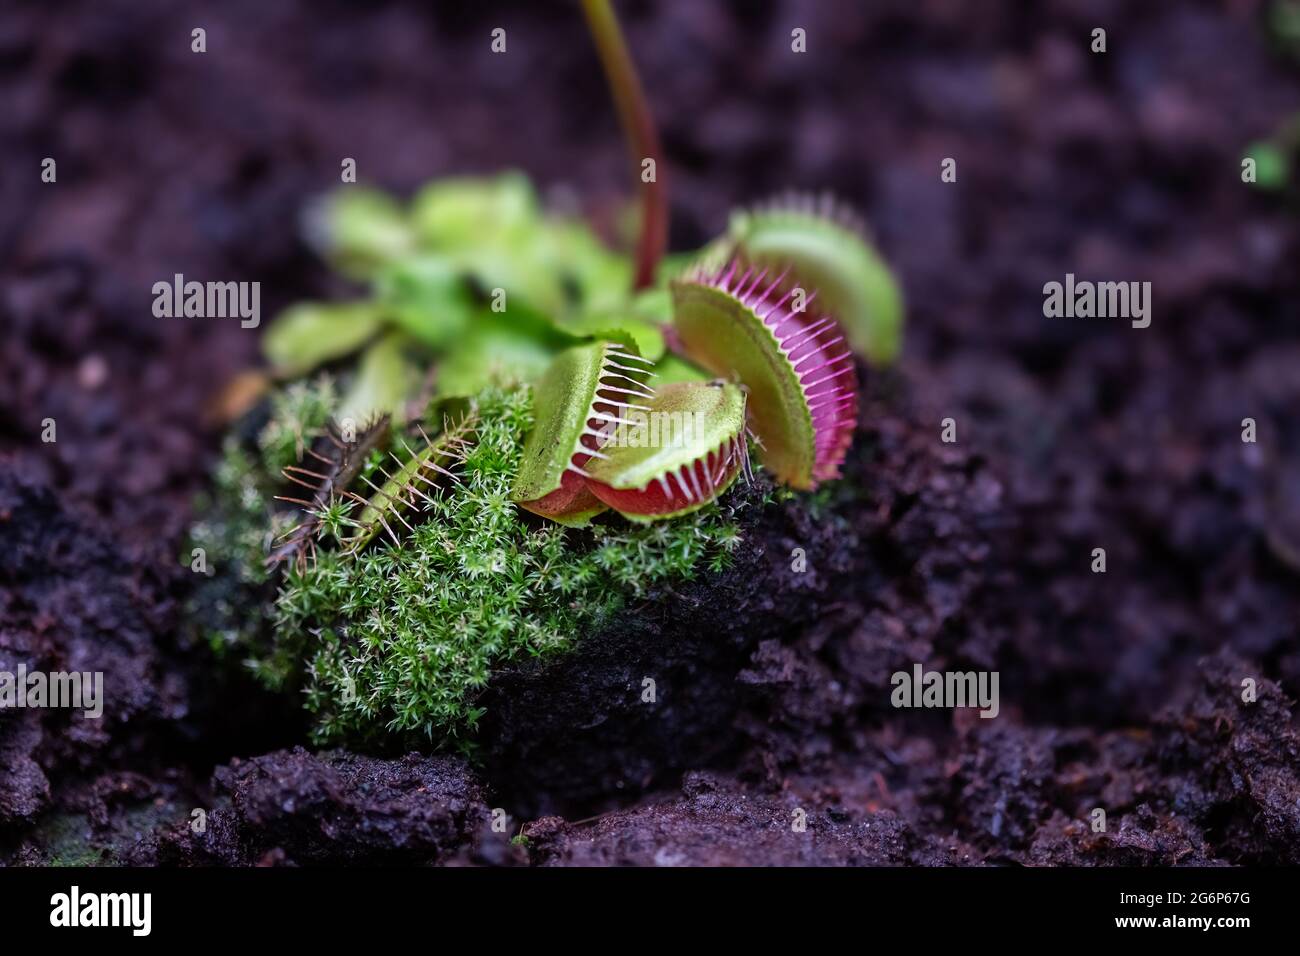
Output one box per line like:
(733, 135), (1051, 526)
(266, 414), (391, 571)
(342, 414), (476, 553)
(510, 341), (657, 527)
(723, 195), (903, 366)
(583, 380), (748, 522)
(669, 258), (857, 489)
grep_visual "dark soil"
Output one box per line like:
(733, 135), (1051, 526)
(3, 0), (1300, 865)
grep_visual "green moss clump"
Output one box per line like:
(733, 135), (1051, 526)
(187, 169), (890, 747)
(186, 377), (340, 659)
(192, 381), (745, 748)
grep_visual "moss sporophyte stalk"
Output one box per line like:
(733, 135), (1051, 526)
(188, 0), (905, 746)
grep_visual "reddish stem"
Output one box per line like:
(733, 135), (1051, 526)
(580, 0), (668, 290)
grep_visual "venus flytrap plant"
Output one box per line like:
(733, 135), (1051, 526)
(342, 413), (476, 552)
(669, 258), (858, 489)
(584, 380), (751, 521)
(510, 339), (655, 526)
(580, 0), (667, 290)
(508, 341), (754, 521)
(709, 192), (904, 366)
(190, 0), (905, 745)
(261, 301), (386, 378)
(266, 413), (391, 573)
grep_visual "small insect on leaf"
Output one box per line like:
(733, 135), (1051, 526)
(584, 380), (749, 522)
(670, 257), (857, 489)
(725, 192), (904, 366)
(510, 339), (656, 526)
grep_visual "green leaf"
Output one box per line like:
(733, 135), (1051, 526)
(629, 287), (672, 324)
(545, 219), (633, 313)
(336, 332), (420, 425)
(547, 286), (669, 361)
(652, 353), (710, 384)
(670, 275), (820, 489)
(585, 381), (748, 522)
(437, 312), (568, 399)
(727, 196), (904, 365)
(450, 243), (570, 318)
(307, 188), (415, 279)
(405, 172), (641, 326)
(1246, 141), (1289, 190)
(410, 171), (541, 249)
(262, 302), (385, 376)
(461, 215), (633, 321)
(372, 254), (476, 349)
(554, 310), (665, 361)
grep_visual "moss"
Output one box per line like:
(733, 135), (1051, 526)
(192, 381), (747, 747)
(186, 441), (272, 658)
(30, 813), (103, 867)
(258, 377), (338, 476)
(186, 169), (885, 747)
(26, 801), (185, 866)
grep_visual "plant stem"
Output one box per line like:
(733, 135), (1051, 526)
(580, 0), (667, 290)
